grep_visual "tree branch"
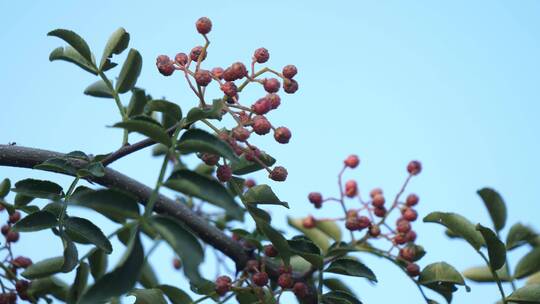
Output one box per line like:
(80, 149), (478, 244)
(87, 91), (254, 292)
(0, 144), (248, 268)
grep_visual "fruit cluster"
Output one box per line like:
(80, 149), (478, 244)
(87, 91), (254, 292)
(0, 208), (33, 303)
(305, 156), (424, 277)
(156, 17), (299, 182)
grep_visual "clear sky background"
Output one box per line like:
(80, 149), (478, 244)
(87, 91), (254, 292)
(1, 1), (539, 303)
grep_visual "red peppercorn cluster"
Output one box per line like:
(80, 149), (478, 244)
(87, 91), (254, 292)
(0, 209), (33, 303)
(304, 157), (425, 277)
(155, 17), (299, 182)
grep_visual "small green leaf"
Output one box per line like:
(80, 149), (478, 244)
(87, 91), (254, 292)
(423, 212), (484, 250)
(78, 228), (144, 304)
(177, 129), (239, 163)
(100, 27), (130, 71)
(88, 249), (108, 280)
(527, 272), (540, 285)
(12, 210), (58, 232)
(49, 46), (97, 75)
(14, 193), (34, 207)
(156, 285), (192, 304)
(62, 237), (79, 272)
(506, 284), (540, 303)
(288, 236), (323, 268)
(247, 206), (291, 265)
(0, 178), (10, 198)
(48, 29), (93, 62)
(418, 262), (467, 286)
(322, 291), (363, 304)
(70, 187), (140, 223)
(22, 257), (65, 279)
(477, 188), (507, 231)
(64, 217), (113, 253)
(150, 216), (204, 283)
(323, 278), (355, 296)
(67, 262), (89, 304)
(288, 217), (331, 252)
(146, 99), (182, 122)
(128, 288), (167, 304)
(34, 158), (77, 175)
(164, 170), (244, 221)
(65, 151), (89, 160)
(184, 99), (224, 125)
(231, 152), (276, 175)
(27, 276), (69, 301)
(12, 178), (63, 200)
(77, 162), (106, 178)
(507, 223), (537, 251)
(114, 117), (171, 146)
(463, 265), (511, 282)
(139, 262), (159, 288)
(316, 221), (342, 242)
(115, 48), (142, 93)
(476, 224), (506, 270)
(325, 257), (377, 282)
(84, 80), (113, 98)
(243, 184), (288, 208)
(515, 247), (540, 279)
(127, 88), (148, 117)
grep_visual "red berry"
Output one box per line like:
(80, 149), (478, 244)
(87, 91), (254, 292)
(266, 93), (281, 109)
(344, 154), (360, 168)
(399, 247), (416, 262)
(215, 275), (232, 296)
(369, 225), (381, 237)
(212, 67), (224, 79)
(393, 233), (407, 245)
(407, 160), (422, 175)
(252, 272), (269, 286)
(231, 62), (248, 79)
(195, 17), (212, 35)
(372, 194), (385, 208)
(374, 206), (387, 217)
(175, 53), (188, 66)
(402, 208), (418, 222)
(195, 69), (212, 86)
(245, 259), (260, 273)
(405, 230), (417, 242)
(269, 166), (288, 182)
(156, 55), (175, 76)
(282, 65), (297, 79)
(346, 209), (359, 218)
(293, 282), (309, 298)
(406, 263), (420, 277)
(200, 153), (220, 166)
(252, 115), (272, 135)
(397, 220), (411, 234)
(251, 97), (272, 115)
(277, 273), (294, 289)
(357, 216), (371, 229)
(264, 244), (278, 257)
(11, 256), (32, 269)
(190, 46), (206, 62)
(345, 217), (360, 231)
(283, 78), (299, 94)
(232, 126), (250, 142)
(15, 280), (29, 294)
(217, 165), (232, 182)
(1, 225), (9, 236)
(308, 192), (323, 208)
(6, 231), (19, 243)
(263, 78), (281, 93)
(221, 81), (237, 97)
(274, 127), (291, 144)
(345, 180), (358, 198)
(302, 215), (316, 229)
(9, 211), (21, 224)
(370, 188), (383, 198)
(406, 194), (419, 206)
(172, 258), (182, 270)
(223, 67), (236, 81)
(244, 146), (262, 161)
(245, 179), (256, 188)
(253, 48), (270, 63)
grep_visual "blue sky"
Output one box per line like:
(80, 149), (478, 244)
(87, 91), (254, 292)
(1, 1), (539, 303)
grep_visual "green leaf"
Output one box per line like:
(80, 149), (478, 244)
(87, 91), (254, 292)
(164, 170), (244, 221)
(128, 289), (167, 304)
(507, 223), (537, 251)
(62, 237), (79, 272)
(12, 210), (58, 232)
(64, 217), (112, 253)
(84, 80), (113, 98)
(139, 262), (159, 288)
(22, 257), (65, 279)
(100, 27), (130, 71)
(325, 257), (377, 282)
(323, 278), (355, 296)
(0, 178), (10, 198)
(506, 284), (540, 303)
(288, 236), (323, 268)
(127, 88), (148, 117)
(88, 249), (108, 280)
(243, 184), (288, 208)
(146, 99), (182, 122)
(67, 262), (89, 304)
(527, 272), (540, 285)
(184, 99), (224, 125)
(288, 217), (331, 253)
(70, 188), (140, 223)
(476, 224), (506, 270)
(231, 152), (276, 175)
(156, 285), (192, 304)
(115, 48), (142, 94)
(12, 178), (63, 200)
(49, 46), (97, 75)
(48, 29), (93, 62)
(477, 188), (507, 231)
(27, 276), (69, 302)
(114, 117), (171, 146)
(419, 262), (467, 287)
(316, 221), (342, 242)
(177, 129), (239, 163)
(322, 291), (363, 304)
(463, 265), (511, 282)
(423, 212), (485, 250)
(66, 151), (90, 161)
(78, 228), (144, 304)
(34, 158), (77, 175)
(77, 162), (106, 178)
(515, 247), (540, 279)
(150, 216), (204, 283)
